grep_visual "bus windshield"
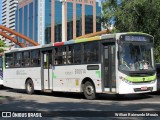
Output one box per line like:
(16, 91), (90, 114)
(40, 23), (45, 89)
(118, 42), (154, 71)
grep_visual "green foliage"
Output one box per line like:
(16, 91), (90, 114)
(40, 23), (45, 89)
(0, 40), (6, 53)
(0, 48), (4, 53)
(0, 40), (6, 47)
(101, 0), (160, 62)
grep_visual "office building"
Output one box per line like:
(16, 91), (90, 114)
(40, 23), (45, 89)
(16, 0), (101, 45)
(2, 0), (18, 45)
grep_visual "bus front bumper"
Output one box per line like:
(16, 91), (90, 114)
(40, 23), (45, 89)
(118, 81), (157, 94)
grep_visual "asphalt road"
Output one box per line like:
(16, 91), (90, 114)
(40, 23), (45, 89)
(0, 87), (160, 120)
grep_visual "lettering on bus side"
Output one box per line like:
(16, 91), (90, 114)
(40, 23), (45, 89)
(75, 69), (86, 74)
(16, 70), (27, 75)
(65, 71), (73, 75)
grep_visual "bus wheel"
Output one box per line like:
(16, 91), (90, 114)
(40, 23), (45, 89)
(83, 81), (96, 100)
(25, 79), (34, 94)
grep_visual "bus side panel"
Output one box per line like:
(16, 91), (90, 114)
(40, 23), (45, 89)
(3, 67), (42, 90)
(52, 64), (102, 93)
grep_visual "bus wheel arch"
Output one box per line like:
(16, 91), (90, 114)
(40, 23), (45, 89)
(25, 78), (34, 94)
(81, 77), (96, 100)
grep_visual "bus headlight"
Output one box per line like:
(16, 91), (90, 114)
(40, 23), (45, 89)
(150, 79), (156, 84)
(119, 76), (133, 85)
(122, 79), (133, 85)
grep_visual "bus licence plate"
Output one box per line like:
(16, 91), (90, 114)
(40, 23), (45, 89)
(141, 87), (148, 90)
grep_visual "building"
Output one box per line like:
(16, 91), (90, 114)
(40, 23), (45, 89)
(16, 0), (101, 45)
(2, 0), (18, 45)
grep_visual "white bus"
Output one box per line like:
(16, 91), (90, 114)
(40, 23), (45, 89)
(3, 32), (157, 99)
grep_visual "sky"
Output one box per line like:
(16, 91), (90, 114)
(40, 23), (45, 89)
(0, 0), (2, 24)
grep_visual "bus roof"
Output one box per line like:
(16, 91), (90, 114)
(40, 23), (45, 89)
(4, 32), (153, 53)
(4, 45), (43, 53)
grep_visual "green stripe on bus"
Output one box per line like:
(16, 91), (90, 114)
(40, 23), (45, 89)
(126, 74), (156, 82)
(96, 71), (101, 78)
(126, 32), (153, 37)
(52, 72), (56, 79)
(75, 38), (88, 43)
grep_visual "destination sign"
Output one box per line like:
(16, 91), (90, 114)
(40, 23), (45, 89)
(120, 35), (153, 42)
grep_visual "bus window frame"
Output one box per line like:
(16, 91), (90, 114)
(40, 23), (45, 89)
(14, 52), (22, 68)
(83, 41), (100, 64)
(5, 52), (15, 68)
(22, 50), (31, 67)
(30, 49), (41, 67)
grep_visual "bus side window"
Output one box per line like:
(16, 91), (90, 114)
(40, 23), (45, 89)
(54, 48), (59, 65)
(5, 53), (14, 68)
(22, 51), (30, 67)
(31, 50), (40, 67)
(62, 47), (67, 64)
(54, 47), (67, 65)
(67, 46), (73, 64)
(73, 44), (81, 64)
(14, 52), (22, 67)
(84, 42), (99, 63)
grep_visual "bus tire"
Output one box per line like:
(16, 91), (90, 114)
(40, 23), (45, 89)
(83, 81), (96, 100)
(25, 79), (34, 94)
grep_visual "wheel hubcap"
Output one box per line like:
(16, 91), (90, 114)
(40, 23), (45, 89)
(86, 86), (94, 96)
(27, 83), (32, 92)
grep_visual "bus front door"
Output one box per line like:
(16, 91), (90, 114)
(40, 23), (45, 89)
(42, 50), (52, 90)
(103, 44), (116, 92)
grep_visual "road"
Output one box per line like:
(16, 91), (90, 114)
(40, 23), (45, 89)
(0, 87), (160, 120)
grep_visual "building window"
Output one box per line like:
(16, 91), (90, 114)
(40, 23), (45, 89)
(67, 2), (73, 40)
(55, 1), (62, 42)
(29, 2), (33, 39)
(19, 8), (23, 42)
(24, 5), (28, 44)
(96, 2), (101, 32)
(85, 5), (93, 34)
(15, 6), (18, 33)
(34, 0), (38, 43)
(45, 0), (51, 44)
(76, 4), (82, 37)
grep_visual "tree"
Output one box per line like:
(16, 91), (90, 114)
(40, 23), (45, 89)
(0, 39), (6, 53)
(0, 40), (6, 47)
(101, 0), (160, 62)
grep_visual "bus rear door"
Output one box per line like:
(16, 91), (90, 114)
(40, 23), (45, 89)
(41, 50), (53, 90)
